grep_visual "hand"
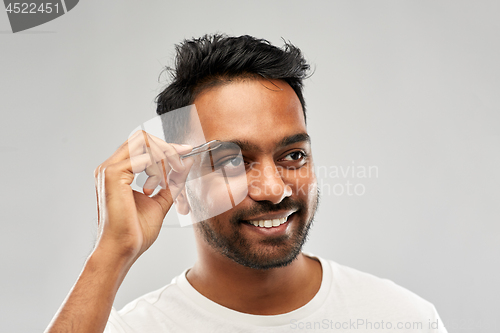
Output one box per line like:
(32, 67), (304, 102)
(93, 130), (193, 261)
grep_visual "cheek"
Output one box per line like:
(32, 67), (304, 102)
(199, 175), (244, 214)
(284, 166), (317, 193)
(307, 179), (318, 203)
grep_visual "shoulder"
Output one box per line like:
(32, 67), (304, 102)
(320, 257), (440, 319)
(104, 273), (188, 333)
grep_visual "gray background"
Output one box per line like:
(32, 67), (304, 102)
(1, 1), (499, 332)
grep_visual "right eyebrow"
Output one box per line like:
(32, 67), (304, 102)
(221, 139), (263, 153)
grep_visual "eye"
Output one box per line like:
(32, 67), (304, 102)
(282, 151), (307, 162)
(227, 156), (244, 167)
(278, 150), (308, 169)
(218, 155), (244, 168)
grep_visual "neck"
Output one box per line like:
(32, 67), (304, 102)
(186, 241), (322, 315)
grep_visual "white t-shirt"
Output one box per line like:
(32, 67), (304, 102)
(105, 255), (448, 332)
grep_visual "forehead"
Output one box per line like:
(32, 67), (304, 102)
(191, 79), (307, 150)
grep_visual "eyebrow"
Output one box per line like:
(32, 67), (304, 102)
(220, 133), (311, 153)
(276, 133), (311, 149)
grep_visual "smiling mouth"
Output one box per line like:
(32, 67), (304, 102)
(244, 215), (290, 228)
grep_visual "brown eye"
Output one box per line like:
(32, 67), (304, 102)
(290, 152), (304, 160)
(283, 151), (306, 161)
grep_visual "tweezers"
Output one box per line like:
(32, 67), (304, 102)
(180, 140), (222, 159)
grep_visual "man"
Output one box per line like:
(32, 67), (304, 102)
(46, 34), (447, 332)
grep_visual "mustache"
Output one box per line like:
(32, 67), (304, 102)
(230, 197), (305, 224)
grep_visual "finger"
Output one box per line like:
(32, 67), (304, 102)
(105, 153), (156, 191)
(138, 131), (168, 165)
(146, 157), (195, 215)
(95, 185), (101, 227)
(170, 143), (194, 155)
(143, 175), (162, 196)
(133, 154), (167, 196)
(146, 134), (193, 155)
(142, 152), (162, 175)
(150, 188), (174, 217)
(106, 130), (150, 165)
(95, 165), (106, 227)
(158, 159), (169, 189)
(134, 133), (187, 180)
(104, 131), (192, 175)
(141, 149), (194, 200)
(152, 141), (192, 187)
(105, 130), (165, 166)
(151, 139), (188, 173)
(135, 140), (181, 194)
(99, 131), (193, 191)
(142, 154), (183, 195)
(143, 157), (170, 188)
(132, 134), (169, 176)
(146, 135), (193, 171)
(142, 159), (166, 193)
(167, 156), (195, 199)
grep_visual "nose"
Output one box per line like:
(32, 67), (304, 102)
(247, 160), (292, 204)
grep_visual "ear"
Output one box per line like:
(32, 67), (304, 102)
(174, 187), (191, 215)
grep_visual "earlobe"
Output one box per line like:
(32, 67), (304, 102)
(174, 188), (191, 215)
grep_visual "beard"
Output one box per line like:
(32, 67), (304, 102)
(187, 186), (320, 270)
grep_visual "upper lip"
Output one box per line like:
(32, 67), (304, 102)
(244, 210), (297, 221)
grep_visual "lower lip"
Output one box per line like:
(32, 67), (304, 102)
(241, 213), (295, 236)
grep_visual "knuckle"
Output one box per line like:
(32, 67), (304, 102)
(102, 165), (117, 179)
(133, 129), (146, 138)
(166, 144), (176, 153)
(94, 165), (103, 178)
(127, 130), (146, 147)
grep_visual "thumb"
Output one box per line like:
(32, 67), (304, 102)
(168, 156), (195, 196)
(151, 188), (175, 216)
(171, 143), (193, 155)
(151, 156), (194, 216)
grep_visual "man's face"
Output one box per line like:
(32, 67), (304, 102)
(184, 78), (319, 270)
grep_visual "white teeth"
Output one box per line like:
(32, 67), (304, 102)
(249, 216), (289, 228)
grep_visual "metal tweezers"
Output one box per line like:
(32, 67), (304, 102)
(180, 140), (222, 159)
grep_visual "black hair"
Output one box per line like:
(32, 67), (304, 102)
(155, 34), (311, 143)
